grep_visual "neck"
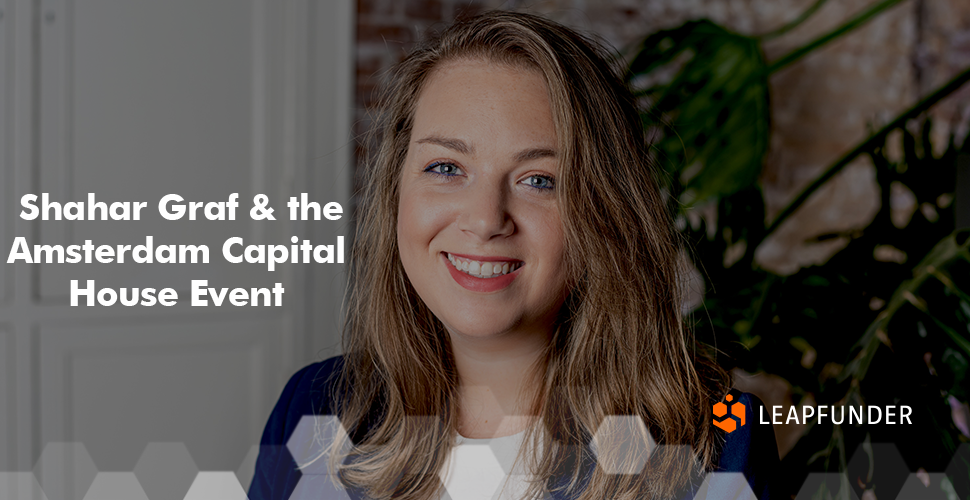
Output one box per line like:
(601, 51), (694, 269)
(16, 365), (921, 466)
(449, 327), (549, 439)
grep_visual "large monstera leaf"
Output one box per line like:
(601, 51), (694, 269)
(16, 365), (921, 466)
(626, 5), (970, 497)
(844, 229), (970, 387)
(628, 20), (770, 206)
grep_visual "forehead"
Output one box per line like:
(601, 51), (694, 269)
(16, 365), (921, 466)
(410, 59), (557, 149)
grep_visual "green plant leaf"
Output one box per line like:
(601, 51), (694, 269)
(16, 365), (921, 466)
(627, 20), (770, 207)
(626, 11), (970, 492)
(845, 229), (970, 383)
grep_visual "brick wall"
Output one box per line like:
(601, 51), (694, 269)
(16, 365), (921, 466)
(354, 0), (488, 201)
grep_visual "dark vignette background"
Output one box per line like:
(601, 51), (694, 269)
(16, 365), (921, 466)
(2, 0), (970, 499)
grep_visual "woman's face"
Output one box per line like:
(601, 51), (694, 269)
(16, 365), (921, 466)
(397, 59), (568, 340)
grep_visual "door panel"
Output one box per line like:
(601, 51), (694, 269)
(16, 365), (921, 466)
(0, 0), (354, 476)
(37, 0), (280, 300)
(39, 317), (279, 470)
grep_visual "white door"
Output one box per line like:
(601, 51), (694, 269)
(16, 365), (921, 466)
(1, 0), (354, 490)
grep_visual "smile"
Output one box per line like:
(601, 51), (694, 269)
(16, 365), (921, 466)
(446, 253), (523, 278)
(442, 253), (522, 293)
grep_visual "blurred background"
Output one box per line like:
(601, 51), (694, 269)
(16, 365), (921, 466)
(356, 0), (970, 497)
(2, 0), (970, 499)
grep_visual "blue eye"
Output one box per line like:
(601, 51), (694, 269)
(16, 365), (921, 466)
(424, 162), (463, 176)
(523, 175), (555, 190)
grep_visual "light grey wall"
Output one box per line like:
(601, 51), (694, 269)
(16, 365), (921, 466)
(0, 1), (354, 495)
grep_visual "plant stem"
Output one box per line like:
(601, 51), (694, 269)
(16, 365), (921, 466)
(929, 267), (970, 305)
(755, 66), (970, 251)
(766, 0), (909, 74)
(758, 0), (830, 41)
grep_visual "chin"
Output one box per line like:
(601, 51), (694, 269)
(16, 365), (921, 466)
(446, 321), (518, 339)
(438, 308), (520, 339)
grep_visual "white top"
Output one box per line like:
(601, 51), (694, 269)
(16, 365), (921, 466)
(438, 430), (534, 500)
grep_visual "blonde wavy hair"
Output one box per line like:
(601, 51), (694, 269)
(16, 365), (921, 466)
(329, 10), (729, 500)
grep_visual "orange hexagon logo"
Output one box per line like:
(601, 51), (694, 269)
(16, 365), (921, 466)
(713, 394), (746, 433)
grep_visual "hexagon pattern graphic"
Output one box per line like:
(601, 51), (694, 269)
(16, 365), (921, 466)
(476, 430), (528, 476)
(286, 415), (349, 475)
(439, 444), (507, 500)
(464, 429), (532, 499)
(693, 471), (757, 500)
(285, 416), (354, 499)
(132, 443), (199, 500)
(290, 474), (353, 500)
(182, 471), (247, 500)
(33, 443), (98, 500)
(237, 444), (286, 497)
(81, 472), (149, 500)
(847, 443), (910, 500)
(464, 385), (525, 415)
(17, 437), (970, 500)
(236, 444), (260, 493)
(286, 415), (352, 476)
(0, 472), (51, 500)
(590, 415), (655, 475)
(945, 443), (970, 499)
(895, 472), (951, 500)
(795, 473), (860, 500)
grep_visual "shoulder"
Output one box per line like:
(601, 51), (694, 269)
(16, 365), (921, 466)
(282, 356), (345, 414)
(714, 392), (781, 499)
(267, 355), (345, 442)
(248, 356), (346, 500)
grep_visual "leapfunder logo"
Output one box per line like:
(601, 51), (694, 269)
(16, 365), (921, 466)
(713, 393), (914, 433)
(713, 394), (746, 433)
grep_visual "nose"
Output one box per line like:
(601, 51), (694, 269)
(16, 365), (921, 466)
(456, 178), (514, 240)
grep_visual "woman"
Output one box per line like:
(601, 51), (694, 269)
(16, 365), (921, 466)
(250, 10), (779, 500)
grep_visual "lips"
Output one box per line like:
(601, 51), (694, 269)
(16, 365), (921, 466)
(443, 252), (522, 292)
(446, 253), (523, 278)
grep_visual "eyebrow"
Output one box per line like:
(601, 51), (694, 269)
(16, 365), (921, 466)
(514, 147), (557, 162)
(415, 136), (557, 162)
(416, 136), (472, 155)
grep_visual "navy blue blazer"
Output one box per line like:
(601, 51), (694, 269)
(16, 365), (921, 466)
(249, 356), (780, 499)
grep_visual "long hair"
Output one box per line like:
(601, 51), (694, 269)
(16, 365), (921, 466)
(331, 11), (730, 499)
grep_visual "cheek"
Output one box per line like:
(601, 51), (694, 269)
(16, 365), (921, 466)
(396, 193), (422, 261)
(532, 209), (565, 262)
(519, 205), (568, 284)
(397, 187), (450, 259)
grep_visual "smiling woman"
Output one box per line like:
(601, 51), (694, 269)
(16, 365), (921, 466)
(398, 60), (567, 349)
(249, 11), (780, 500)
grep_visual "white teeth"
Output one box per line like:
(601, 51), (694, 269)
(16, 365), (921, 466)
(446, 253), (521, 279)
